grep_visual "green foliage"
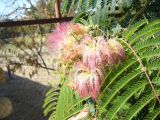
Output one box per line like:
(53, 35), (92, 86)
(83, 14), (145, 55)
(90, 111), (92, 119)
(43, 77), (85, 120)
(43, 86), (60, 117)
(123, 92), (154, 120)
(43, 1), (160, 120)
(60, 0), (160, 32)
(106, 79), (147, 120)
(144, 107), (160, 120)
(43, 18), (160, 120)
(59, 0), (137, 32)
(97, 19), (160, 120)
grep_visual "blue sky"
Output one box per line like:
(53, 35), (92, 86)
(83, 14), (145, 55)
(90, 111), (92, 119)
(0, 0), (37, 19)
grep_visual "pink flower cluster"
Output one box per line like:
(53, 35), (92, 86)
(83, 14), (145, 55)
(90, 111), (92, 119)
(48, 23), (125, 100)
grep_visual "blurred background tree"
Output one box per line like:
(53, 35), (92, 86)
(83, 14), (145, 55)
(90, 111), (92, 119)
(0, 0), (57, 78)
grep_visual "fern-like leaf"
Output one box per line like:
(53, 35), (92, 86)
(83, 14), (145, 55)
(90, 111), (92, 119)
(129, 25), (160, 45)
(101, 58), (137, 95)
(43, 86), (60, 117)
(141, 49), (160, 59)
(123, 20), (147, 40)
(102, 70), (141, 109)
(106, 79), (148, 120)
(122, 93), (155, 120)
(144, 107), (160, 120)
(133, 37), (160, 51)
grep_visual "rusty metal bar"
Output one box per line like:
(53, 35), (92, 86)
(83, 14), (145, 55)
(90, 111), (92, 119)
(0, 17), (73, 27)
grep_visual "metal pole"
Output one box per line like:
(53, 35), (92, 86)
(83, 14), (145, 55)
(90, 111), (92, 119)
(55, 0), (61, 18)
(0, 17), (73, 27)
(55, 0), (61, 25)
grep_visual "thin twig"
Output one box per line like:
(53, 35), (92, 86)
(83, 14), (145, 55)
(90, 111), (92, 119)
(37, 51), (51, 72)
(120, 39), (160, 104)
(10, 61), (54, 71)
(36, 23), (50, 74)
(3, 39), (32, 58)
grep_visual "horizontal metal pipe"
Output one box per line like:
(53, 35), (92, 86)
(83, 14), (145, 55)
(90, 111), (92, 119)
(0, 17), (73, 27)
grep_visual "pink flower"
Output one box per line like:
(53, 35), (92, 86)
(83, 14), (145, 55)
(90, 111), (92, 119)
(48, 22), (87, 50)
(106, 38), (125, 65)
(59, 43), (83, 65)
(74, 63), (104, 100)
(82, 36), (109, 69)
(48, 23), (69, 52)
(69, 23), (88, 36)
(48, 23), (88, 63)
(48, 22), (126, 101)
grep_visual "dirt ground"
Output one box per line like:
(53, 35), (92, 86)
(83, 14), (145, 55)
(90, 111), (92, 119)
(0, 53), (59, 120)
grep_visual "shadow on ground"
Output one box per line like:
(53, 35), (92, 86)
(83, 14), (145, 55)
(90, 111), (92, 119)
(0, 73), (51, 120)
